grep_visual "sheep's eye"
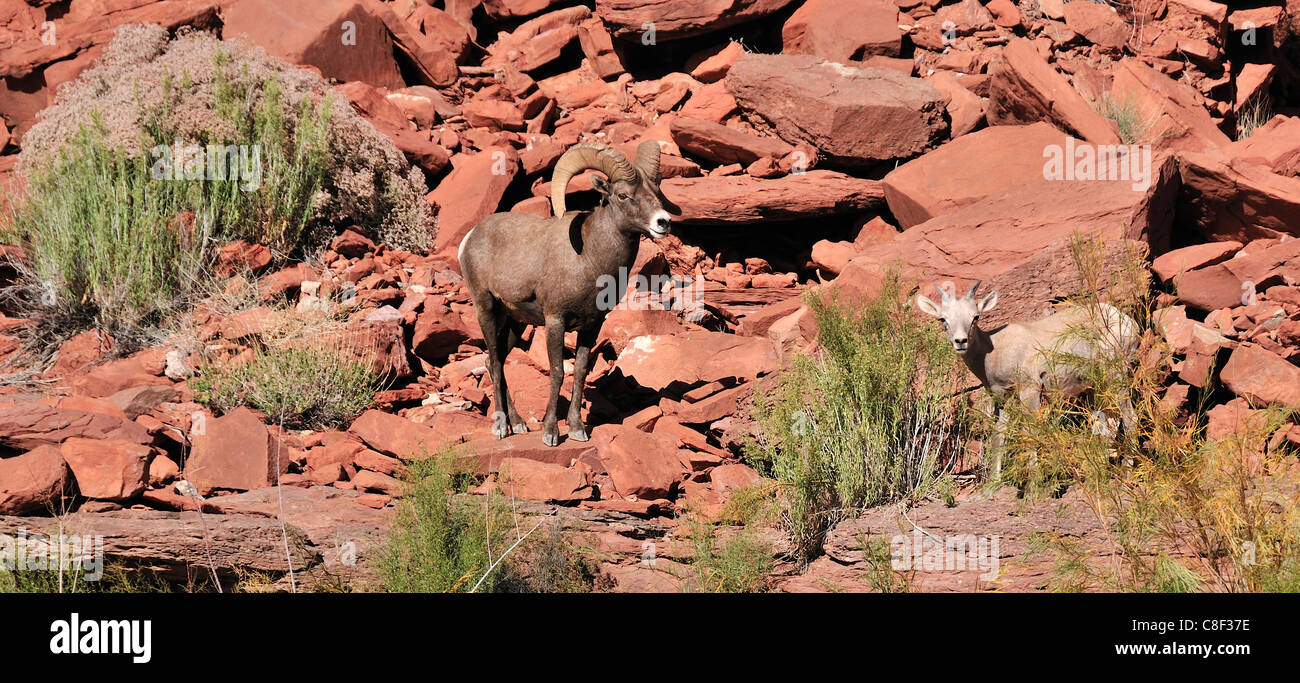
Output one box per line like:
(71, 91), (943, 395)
(617, 192), (631, 201)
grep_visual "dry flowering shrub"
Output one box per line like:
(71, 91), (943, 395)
(19, 24), (433, 252)
(2, 24), (433, 362)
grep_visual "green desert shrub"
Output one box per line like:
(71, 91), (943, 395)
(745, 273), (971, 562)
(190, 301), (382, 430)
(192, 345), (377, 430)
(1004, 236), (1300, 592)
(686, 521), (775, 593)
(1095, 92), (1158, 145)
(1, 24), (432, 357)
(378, 454), (603, 593)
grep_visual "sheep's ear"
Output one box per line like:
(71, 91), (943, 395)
(978, 290), (999, 313)
(589, 173), (610, 196)
(916, 294), (942, 318)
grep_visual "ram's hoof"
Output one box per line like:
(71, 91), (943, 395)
(492, 424), (510, 439)
(510, 421), (529, 435)
(568, 428), (589, 442)
(541, 431), (559, 447)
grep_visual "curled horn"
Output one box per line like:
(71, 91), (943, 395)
(966, 280), (982, 298)
(550, 142), (637, 217)
(634, 139), (662, 184)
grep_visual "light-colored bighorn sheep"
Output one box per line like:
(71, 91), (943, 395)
(915, 281), (1140, 478)
(460, 140), (678, 446)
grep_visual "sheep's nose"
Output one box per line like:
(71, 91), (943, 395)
(655, 216), (671, 232)
(953, 337), (968, 347)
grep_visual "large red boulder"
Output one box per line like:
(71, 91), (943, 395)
(188, 407), (288, 493)
(615, 331), (779, 392)
(590, 424), (688, 500)
(1109, 58), (1232, 153)
(661, 171), (883, 224)
(482, 6), (588, 73)
(669, 117), (793, 166)
(223, 0), (406, 90)
(60, 437), (151, 501)
(1229, 115), (1300, 176)
(882, 122), (1079, 229)
(348, 409), (443, 461)
(781, 0), (901, 62)
(1174, 239), (1300, 311)
(1151, 241), (1242, 284)
(0, 445), (71, 514)
(725, 53), (947, 166)
(1178, 153), (1300, 242)
(1063, 1), (1129, 52)
(835, 152), (1178, 327)
(412, 302), (475, 361)
(924, 71), (985, 139)
(594, 0), (798, 42)
(497, 457), (593, 502)
(986, 39), (1120, 145)
(69, 355), (172, 398)
(461, 431), (595, 475)
(0, 404), (151, 452)
(431, 147), (521, 257)
(599, 309), (688, 354)
(1220, 344), (1300, 407)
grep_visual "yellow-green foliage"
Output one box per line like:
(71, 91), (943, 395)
(1005, 236), (1300, 592)
(378, 454), (604, 593)
(746, 273), (970, 562)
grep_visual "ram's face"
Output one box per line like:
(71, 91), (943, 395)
(593, 173), (674, 240)
(915, 282), (998, 353)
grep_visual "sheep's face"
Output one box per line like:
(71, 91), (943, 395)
(590, 173), (674, 240)
(915, 282), (998, 353)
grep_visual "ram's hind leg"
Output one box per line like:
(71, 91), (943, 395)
(473, 295), (515, 440)
(566, 325), (599, 442)
(501, 320), (529, 434)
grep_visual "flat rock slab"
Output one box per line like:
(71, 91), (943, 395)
(726, 53), (947, 166)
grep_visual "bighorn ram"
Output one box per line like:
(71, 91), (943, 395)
(916, 281), (1140, 478)
(460, 140), (678, 446)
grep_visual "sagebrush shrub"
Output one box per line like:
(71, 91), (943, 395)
(1, 24), (432, 359)
(378, 454), (603, 593)
(746, 274), (970, 562)
(18, 24), (432, 252)
(192, 345), (377, 430)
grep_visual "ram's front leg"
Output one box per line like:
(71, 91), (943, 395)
(987, 402), (1008, 482)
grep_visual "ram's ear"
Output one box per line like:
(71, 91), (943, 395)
(916, 294), (942, 318)
(589, 173), (610, 196)
(978, 290), (999, 313)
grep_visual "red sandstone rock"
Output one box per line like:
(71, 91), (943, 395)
(60, 437), (151, 501)
(726, 53), (947, 166)
(187, 407), (288, 493)
(0, 445), (71, 514)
